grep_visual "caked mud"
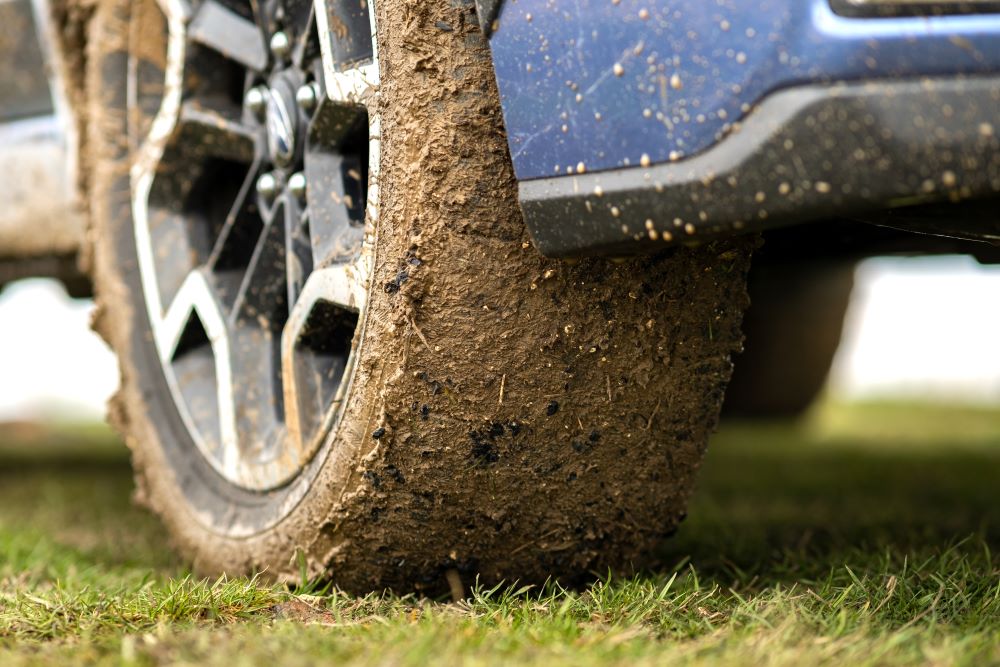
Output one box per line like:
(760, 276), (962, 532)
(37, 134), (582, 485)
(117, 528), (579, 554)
(82, 0), (753, 592)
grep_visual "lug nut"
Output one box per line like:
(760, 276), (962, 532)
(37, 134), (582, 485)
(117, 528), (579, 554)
(256, 172), (278, 200)
(295, 82), (319, 111)
(245, 86), (268, 116)
(270, 31), (291, 58)
(288, 172), (307, 199)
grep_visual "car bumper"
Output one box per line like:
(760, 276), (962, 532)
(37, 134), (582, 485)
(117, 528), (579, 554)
(518, 76), (1000, 256)
(0, 115), (82, 260)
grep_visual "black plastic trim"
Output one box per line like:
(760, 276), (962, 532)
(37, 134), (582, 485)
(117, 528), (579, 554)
(519, 77), (1000, 257)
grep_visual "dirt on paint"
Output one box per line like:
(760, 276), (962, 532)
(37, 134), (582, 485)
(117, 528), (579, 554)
(82, 0), (755, 593)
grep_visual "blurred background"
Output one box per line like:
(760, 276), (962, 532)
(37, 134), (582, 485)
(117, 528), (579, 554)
(1, 253), (998, 423)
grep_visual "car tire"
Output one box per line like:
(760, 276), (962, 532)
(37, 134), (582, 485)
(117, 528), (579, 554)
(724, 261), (854, 418)
(84, 0), (755, 591)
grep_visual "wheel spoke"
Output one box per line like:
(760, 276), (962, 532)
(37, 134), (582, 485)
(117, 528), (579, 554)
(188, 0), (268, 70)
(177, 99), (256, 162)
(207, 157), (264, 305)
(157, 271), (241, 478)
(320, 63), (377, 106)
(281, 259), (368, 452)
(284, 194), (314, 307)
(226, 322), (286, 464)
(159, 271), (224, 358)
(314, 0), (375, 76)
(220, 212), (292, 471)
(208, 156), (263, 263)
(278, 0), (315, 65)
(304, 151), (365, 267)
(229, 206), (289, 326)
(141, 106), (255, 310)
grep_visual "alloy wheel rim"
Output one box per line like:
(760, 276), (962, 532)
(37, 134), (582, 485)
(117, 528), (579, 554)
(129, 0), (380, 490)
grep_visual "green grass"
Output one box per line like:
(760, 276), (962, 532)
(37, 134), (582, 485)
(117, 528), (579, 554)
(1, 402), (999, 665)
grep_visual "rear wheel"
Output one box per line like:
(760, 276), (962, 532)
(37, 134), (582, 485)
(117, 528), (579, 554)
(85, 0), (755, 591)
(724, 261), (854, 418)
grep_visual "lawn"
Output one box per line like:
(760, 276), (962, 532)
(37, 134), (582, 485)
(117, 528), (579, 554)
(1, 401), (999, 665)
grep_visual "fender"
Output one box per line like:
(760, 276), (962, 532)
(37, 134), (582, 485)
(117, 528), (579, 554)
(482, 0), (1000, 255)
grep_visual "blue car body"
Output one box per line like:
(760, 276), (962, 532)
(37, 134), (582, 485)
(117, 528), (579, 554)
(481, 0), (1000, 255)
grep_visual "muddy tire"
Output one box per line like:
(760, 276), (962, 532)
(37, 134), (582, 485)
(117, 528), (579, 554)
(84, 0), (754, 592)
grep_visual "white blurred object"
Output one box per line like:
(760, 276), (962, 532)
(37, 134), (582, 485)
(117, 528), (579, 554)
(0, 279), (117, 421)
(829, 255), (1000, 404)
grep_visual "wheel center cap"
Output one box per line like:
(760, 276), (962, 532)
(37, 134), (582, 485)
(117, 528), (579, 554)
(265, 83), (296, 166)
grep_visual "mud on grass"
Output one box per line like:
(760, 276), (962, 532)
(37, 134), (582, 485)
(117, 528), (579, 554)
(2, 403), (1000, 665)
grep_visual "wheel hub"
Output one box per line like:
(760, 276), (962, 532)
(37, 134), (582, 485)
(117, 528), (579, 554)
(263, 76), (299, 167)
(128, 0), (380, 490)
